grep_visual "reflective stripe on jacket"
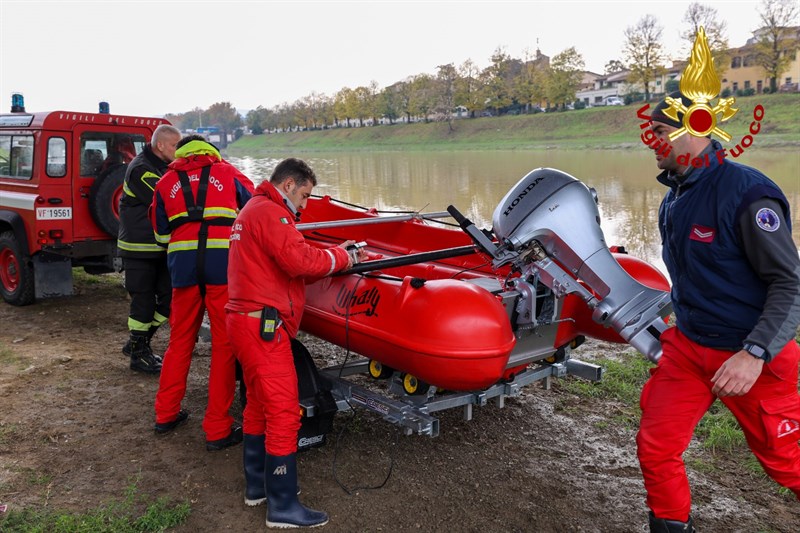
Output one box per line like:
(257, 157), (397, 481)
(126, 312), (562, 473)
(118, 145), (169, 258)
(151, 152), (253, 287)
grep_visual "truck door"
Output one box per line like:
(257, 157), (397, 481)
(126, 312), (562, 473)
(34, 131), (73, 250)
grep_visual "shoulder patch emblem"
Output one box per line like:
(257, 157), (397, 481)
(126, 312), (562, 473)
(279, 217), (289, 224)
(755, 208), (780, 233)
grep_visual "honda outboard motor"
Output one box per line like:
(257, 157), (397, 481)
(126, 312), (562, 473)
(489, 168), (671, 362)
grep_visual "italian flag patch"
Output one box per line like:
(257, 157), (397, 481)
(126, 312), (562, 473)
(279, 217), (289, 224)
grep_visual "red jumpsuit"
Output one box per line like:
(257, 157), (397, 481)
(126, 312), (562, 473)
(226, 180), (350, 455)
(151, 142), (253, 441)
(637, 328), (800, 521)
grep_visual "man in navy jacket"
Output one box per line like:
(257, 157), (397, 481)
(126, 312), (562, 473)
(637, 92), (800, 533)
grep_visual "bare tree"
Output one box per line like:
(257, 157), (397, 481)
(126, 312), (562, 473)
(755, 0), (799, 92)
(604, 59), (626, 74)
(623, 14), (668, 101)
(682, 3), (730, 78)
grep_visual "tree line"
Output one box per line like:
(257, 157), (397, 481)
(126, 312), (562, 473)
(164, 0), (798, 135)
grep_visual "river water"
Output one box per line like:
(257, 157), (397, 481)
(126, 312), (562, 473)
(227, 149), (800, 277)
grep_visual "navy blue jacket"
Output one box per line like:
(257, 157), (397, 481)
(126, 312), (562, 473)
(657, 142), (797, 359)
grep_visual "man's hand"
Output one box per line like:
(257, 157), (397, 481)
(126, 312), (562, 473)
(338, 240), (367, 268)
(339, 240), (356, 268)
(710, 350), (764, 397)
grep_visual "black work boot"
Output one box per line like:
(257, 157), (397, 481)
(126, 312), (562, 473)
(265, 453), (328, 528)
(649, 512), (695, 532)
(123, 327), (163, 363)
(243, 434), (267, 506)
(154, 409), (189, 434)
(129, 332), (162, 375)
(206, 423), (243, 451)
(146, 324), (164, 363)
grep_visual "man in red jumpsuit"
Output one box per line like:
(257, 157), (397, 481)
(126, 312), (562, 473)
(226, 158), (362, 528)
(150, 136), (254, 451)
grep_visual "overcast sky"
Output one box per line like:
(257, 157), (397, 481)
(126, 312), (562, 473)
(0, 0), (764, 117)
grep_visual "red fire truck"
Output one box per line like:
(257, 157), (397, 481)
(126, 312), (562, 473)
(0, 95), (170, 305)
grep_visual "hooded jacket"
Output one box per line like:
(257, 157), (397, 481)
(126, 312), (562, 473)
(226, 180), (351, 338)
(151, 140), (253, 287)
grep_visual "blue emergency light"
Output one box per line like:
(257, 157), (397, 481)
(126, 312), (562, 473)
(11, 93), (25, 113)
(99, 101), (110, 114)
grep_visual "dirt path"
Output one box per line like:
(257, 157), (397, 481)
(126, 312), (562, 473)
(0, 274), (797, 532)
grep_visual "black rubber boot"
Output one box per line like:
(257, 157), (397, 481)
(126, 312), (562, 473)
(265, 453), (328, 528)
(649, 512), (695, 532)
(129, 331), (162, 374)
(243, 434), (267, 506)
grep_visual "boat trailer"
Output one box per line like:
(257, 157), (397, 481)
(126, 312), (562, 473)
(301, 349), (602, 438)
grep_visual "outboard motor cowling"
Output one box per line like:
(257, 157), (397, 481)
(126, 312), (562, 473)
(491, 168), (671, 361)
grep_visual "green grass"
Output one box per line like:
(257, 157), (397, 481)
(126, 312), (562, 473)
(0, 422), (18, 447)
(0, 479), (190, 532)
(72, 268), (123, 286)
(556, 337), (800, 498)
(695, 403), (746, 453)
(556, 350), (652, 427)
(0, 341), (26, 370)
(25, 469), (53, 486)
(227, 93), (800, 154)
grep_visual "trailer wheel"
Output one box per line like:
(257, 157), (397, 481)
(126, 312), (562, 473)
(0, 230), (35, 306)
(402, 373), (429, 396)
(89, 164), (127, 237)
(368, 360), (393, 379)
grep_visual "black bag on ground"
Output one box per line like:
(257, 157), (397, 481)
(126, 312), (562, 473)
(291, 338), (338, 452)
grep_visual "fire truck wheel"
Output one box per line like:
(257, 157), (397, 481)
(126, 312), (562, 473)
(0, 230), (35, 306)
(89, 164), (127, 237)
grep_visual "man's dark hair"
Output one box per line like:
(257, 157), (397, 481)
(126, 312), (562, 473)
(270, 158), (317, 187)
(176, 134), (209, 149)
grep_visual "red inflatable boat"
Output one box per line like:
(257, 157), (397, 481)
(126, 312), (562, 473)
(299, 196), (670, 392)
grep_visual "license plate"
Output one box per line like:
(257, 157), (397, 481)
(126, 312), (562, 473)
(36, 207), (73, 220)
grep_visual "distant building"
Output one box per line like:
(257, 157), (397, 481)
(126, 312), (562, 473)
(575, 70), (634, 105)
(722, 26), (800, 93)
(575, 26), (799, 105)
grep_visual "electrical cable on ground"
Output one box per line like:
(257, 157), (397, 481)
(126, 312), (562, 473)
(330, 274), (398, 495)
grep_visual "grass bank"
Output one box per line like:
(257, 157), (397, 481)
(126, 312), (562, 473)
(227, 94), (800, 155)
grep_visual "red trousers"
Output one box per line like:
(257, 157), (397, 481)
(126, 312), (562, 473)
(154, 284), (237, 441)
(226, 311), (300, 456)
(637, 327), (800, 521)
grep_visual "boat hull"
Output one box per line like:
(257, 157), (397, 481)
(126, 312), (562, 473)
(303, 275), (516, 390)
